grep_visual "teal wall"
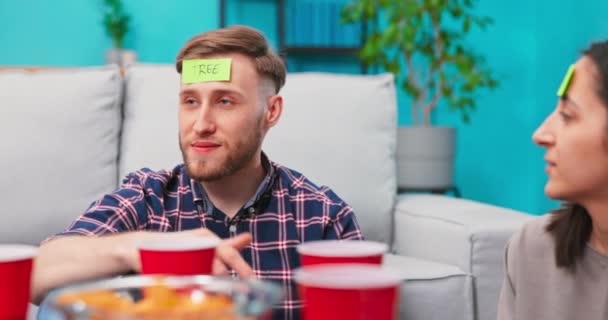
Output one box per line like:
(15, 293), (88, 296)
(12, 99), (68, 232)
(437, 0), (608, 214)
(432, 0), (544, 214)
(1, 0), (607, 215)
(0, 0), (219, 65)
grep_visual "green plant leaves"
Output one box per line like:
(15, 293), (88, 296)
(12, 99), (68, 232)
(341, 0), (499, 125)
(463, 16), (471, 32)
(402, 80), (422, 100)
(102, 0), (130, 48)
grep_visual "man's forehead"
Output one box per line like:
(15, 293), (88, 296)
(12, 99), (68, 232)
(182, 58), (232, 84)
(179, 81), (246, 96)
(181, 53), (257, 84)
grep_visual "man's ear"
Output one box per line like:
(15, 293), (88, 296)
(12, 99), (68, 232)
(264, 95), (283, 128)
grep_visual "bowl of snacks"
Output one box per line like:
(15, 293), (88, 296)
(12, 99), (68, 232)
(44, 275), (282, 320)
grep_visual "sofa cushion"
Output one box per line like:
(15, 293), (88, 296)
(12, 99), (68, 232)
(120, 64), (182, 179)
(264, 72), (398, 244)
(384, 254), (474, 320)
(123, 66), (398, 244)
(393, 194), (533, 320)
(0, 66), (122, 244)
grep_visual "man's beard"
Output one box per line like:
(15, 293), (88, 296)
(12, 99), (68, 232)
(180, 125), (264, 182)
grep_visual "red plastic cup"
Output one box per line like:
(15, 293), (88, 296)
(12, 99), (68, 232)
(136, 237), (220, 275)
(0, 244), (37, 320)
(295, 264), (401, 320)
(297, 240), (387, 266)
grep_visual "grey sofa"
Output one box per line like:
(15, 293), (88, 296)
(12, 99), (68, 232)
(0, 65), (532, 320)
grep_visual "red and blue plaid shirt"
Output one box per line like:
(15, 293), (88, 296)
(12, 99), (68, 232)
(56, 154), (363, 320)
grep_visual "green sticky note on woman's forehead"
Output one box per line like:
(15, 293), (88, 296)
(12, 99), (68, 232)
(182, 58), (232, 84)
(557, 64), (575, 97)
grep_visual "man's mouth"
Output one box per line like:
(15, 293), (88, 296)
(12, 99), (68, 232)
(191, 140), (221, 153)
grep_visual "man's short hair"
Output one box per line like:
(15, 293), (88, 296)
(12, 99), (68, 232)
(175, 25), (286, 93)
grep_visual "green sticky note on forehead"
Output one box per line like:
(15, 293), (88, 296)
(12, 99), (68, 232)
(557, 64), (575, 97)
(182, 58), (232, 84)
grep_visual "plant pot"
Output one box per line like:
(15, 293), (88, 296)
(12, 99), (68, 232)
(396, 126), (456, 190)
(105, 48), (137, 66)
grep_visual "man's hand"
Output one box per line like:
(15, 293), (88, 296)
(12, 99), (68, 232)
(213, 233), (254, 277)
(126, 228), (254, 278)
(32, 228), (254, 305)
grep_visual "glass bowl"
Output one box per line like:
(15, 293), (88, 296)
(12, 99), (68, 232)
(44, 275), (282, 320)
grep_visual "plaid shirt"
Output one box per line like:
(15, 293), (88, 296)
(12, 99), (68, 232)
(56, 155), (363, 320)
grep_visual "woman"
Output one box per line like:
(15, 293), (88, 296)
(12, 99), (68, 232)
(497, 41), (608, 320)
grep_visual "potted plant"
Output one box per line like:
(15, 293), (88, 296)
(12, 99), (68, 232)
(342, 0), (499, 190)
(103, 0), (136, 66)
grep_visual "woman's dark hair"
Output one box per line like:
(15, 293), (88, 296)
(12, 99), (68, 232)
(546, 41), (608, 271)
(546, 204), (592, 271)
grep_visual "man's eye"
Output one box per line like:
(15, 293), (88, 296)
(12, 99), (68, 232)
(219, 98), (232, 105)
(185, 98), (197, 105)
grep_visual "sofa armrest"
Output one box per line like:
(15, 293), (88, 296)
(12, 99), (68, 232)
(392, 194), (533, 320)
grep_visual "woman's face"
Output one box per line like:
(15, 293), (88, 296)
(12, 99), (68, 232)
(533, 56), (608, 203)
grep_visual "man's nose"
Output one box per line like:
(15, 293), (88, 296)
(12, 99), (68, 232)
(193, 103), (216, 135)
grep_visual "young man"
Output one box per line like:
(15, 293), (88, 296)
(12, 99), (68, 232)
(33, 25), (362, 319)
